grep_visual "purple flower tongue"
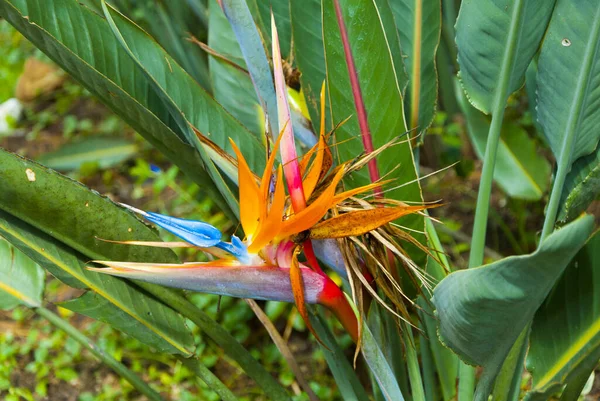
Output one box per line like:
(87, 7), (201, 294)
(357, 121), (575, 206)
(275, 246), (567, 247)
(143, 211), (222, 248)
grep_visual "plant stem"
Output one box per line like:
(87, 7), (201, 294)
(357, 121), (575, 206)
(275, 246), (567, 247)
(541, 161), (570, 240)
(179, 358), (238, 401)
(458, 363), (476, 401)
(403, 322), (426, 401)
(458, 106), (505, 401)
(35, 306), (164, 401)
(468, 108), (505, 268)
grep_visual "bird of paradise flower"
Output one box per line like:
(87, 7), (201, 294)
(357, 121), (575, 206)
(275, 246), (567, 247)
(89, 17), (434, 343)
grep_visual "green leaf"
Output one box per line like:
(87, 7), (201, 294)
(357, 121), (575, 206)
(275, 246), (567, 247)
(390, 0), (441, 133)
(456, 0), (555, 114)
(372, 0), (409, 96)
(208, 0), (262, 135)
(0, 0), (264, 218)
(432, 215), (594, 401)
(290, 0), (330, 130)
(322, 0), (423, 237)
(99, 1), (249, 217)
(422, 219), (458, 401)
(525, 230), (600, 401)
(0, 149), (177, 264)
(129, 1), (211, 90)
(0, 210), (195, 356)
(253, 0), (291, 59)
(37, 136), (138, 171)
(310, 309), (370, 401)
(0, 149), (195, 354)
(536, 0), (600, 167)
(558, 148), (600, 222)
(0, 239), (44, 309)
(538, 0), (600, 237)
(537, 0), (600, 224)
(456, 84), (551, 200)
(362, 320), (406, 401)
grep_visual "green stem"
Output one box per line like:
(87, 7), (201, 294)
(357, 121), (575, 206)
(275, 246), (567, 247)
(468, 107), (505, 268)
(458, 364), (476, 401)
(35, 306), (164, 401)
(403, 322), (426, 401)
(134, 282), (292, 401)
(541, 161), (570, 240)
(179, 358), (238, 401)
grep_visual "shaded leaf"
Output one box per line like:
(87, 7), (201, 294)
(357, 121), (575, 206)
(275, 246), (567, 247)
(0, 210), (195, 356)
(362, 319), (406, 401)
(456, 0), (555, 114)
(0, 238), (44, 309)
(390, 0), (441, 133)
(209, 0), (263, 134)
(0, 0), (265, 218)
(432, 215), (594, 401)
(536, 0), (600, 166)
(37, 136), (138, 171)
(526, 230), (600, 401)
(457, 84), (551, 200)
(309, 309), (370, 401)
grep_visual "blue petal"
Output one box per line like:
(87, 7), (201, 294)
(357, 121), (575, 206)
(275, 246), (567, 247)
(144, 211), (222, 247)
(215, 235), (249, 261)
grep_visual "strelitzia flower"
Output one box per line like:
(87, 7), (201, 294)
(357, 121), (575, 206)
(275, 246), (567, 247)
(89, 16), (433, 342)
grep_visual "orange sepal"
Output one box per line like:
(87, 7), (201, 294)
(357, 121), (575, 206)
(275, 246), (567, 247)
(308, 204), (436, 239)
(248, 166), (286, 253)
(230, 139), (261, 238)
(289, 249), (326, 347)
(278, 166), (346, 239)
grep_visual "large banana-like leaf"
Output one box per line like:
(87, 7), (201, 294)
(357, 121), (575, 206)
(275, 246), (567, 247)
(432, 215), (594, 401)
(537, 0), (600, 228)
(322, 0), (423, 236)
(390, 0), (441, 133)
(456, 0), (555, 114)
(525, 230), (600, 401)
(0, 212), (195, 356)
(456, 85), (550, 200)
(0, 0), (264, 218)
(0, 238), (44, 309)
(372, 0), (409, 95)
(537, 0), (600, 166)
(0, 149), (196, 355)
(208, 0), (264, 135)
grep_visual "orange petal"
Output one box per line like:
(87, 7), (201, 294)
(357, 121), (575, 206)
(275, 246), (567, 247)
(278, 166), (346, 238)
(289, 249), (325, 346)
(309, 205), (435, 239)
(248, 166), (286, 253)
(230, 139), (261, 238)
(302, 133), (327, 199)
(330, 180), (387, 205)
